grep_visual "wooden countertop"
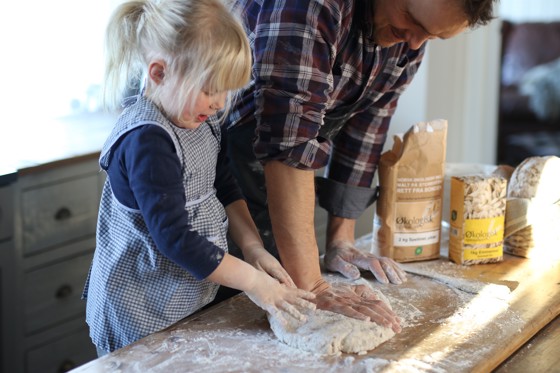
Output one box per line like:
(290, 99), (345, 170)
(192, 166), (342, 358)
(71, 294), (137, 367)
(72, 243), (560, 373)
(495, 314), (560, 372)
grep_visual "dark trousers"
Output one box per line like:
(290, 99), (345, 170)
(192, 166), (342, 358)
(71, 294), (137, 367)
(226, 123), (279, 258)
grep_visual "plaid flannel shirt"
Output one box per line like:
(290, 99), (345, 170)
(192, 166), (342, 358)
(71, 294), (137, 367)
(226, 0), (425, 205)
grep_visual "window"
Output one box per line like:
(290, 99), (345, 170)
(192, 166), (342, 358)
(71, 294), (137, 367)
(0, 1), (126, 167)
(2, 1), (125, 121)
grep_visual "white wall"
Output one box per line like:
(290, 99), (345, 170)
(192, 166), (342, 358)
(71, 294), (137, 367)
(383, 21), (503, 165)
(384, 53), (430, 143)
(500, 0), (560, 22)
(425, 20), (503, 164)
(356, 19), (503, 238)
(354, 1), (560, 240)
(355, 21), (503, 238)
(355, 13), (505, 239)
(380, 0), (560, 166)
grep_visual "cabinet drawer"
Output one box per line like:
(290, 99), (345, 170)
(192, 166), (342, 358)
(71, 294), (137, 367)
(26, 327), (96, 373)
(24, 251), (93, 334)
(21, 175), (99, 255)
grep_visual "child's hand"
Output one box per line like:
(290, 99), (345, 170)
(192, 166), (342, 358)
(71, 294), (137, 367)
(245, 271), (316, 323)
(242, 245), (296, 288)
(206, 252), (314, 322)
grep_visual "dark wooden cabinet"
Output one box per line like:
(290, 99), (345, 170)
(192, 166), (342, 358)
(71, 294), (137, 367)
(2, 157), (103, 373)
(1, 182), (16, 373)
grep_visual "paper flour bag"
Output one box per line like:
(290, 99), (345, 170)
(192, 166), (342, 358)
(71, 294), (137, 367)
(373, 119), (447, 262)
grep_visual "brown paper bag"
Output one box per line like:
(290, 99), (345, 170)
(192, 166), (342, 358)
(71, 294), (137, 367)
(374, 119), (447, 262)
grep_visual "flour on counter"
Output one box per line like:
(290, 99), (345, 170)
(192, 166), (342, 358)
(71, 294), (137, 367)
(268, 284), (395, 356)
(74, 246), (530, 373)
(400, 261), (513, 300)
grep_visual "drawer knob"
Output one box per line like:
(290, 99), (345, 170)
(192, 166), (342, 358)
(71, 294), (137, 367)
(55, 284), (73, 299)
(59, 359), (76, 372)
(54, 207), (72, 221)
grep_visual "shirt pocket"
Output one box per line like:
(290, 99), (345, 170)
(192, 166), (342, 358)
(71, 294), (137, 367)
(379, 56), (408, 91)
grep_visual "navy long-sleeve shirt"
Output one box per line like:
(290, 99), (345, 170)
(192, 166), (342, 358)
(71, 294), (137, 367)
(106, 124), (243, 279)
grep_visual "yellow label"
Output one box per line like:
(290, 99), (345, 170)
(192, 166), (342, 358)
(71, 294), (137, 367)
(463, 216), (505, 245)
(449, 177), (465, 227)
(463, 245), (503, 260)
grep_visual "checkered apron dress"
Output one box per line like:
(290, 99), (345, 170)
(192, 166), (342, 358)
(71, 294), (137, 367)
(83, 96), (228, 351)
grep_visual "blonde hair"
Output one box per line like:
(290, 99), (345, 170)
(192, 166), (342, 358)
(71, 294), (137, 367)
(103, 0), (251, 118)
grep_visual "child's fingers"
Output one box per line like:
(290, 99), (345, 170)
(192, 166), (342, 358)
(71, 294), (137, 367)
(271, 268), (296, 288)
(268, 308), (288, 327)
(294, 289), (316, 302)
(292, 297), (316, 311)
(279, 300), (306, 321)
(290, 289), (317, 308)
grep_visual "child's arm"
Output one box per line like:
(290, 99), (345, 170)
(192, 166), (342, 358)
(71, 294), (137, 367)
(214, 130), (295, 285)
(225, 199), (296, 287)
(206, 252), (315, 321)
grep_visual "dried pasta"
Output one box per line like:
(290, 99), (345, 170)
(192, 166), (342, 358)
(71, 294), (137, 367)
(449, 176), (507, 265)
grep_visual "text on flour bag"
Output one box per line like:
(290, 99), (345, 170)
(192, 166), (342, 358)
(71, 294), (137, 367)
(373, 119), (447, 262)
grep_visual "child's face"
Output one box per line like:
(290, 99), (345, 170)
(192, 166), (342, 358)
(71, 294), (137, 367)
(173, 91), (227, 129)
(147, 61), (228, 129)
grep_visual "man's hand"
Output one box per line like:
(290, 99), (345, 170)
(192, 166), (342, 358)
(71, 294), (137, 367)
(312, 281), (401, 333)
(324, 240), (407, 284)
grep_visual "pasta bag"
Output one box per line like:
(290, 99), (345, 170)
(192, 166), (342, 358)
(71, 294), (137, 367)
(374, 119), (447, 262)
(449, 175), (507, 265)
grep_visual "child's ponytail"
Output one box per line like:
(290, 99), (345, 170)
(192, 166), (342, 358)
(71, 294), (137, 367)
(103, 0), (146, 110)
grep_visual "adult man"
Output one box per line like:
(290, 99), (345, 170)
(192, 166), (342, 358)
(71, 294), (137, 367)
(224, 0), (498, 330)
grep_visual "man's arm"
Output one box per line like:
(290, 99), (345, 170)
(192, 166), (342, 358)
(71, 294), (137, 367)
(263, 160), (324, 292)
(264, 160), (401, 333)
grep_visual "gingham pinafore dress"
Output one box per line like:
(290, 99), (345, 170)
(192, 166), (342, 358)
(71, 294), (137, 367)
(83, 96), (228, 352)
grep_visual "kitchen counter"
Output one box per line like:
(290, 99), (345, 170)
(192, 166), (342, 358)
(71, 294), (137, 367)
(71, 238), (560, 372)
(495, 314), (560, 372)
